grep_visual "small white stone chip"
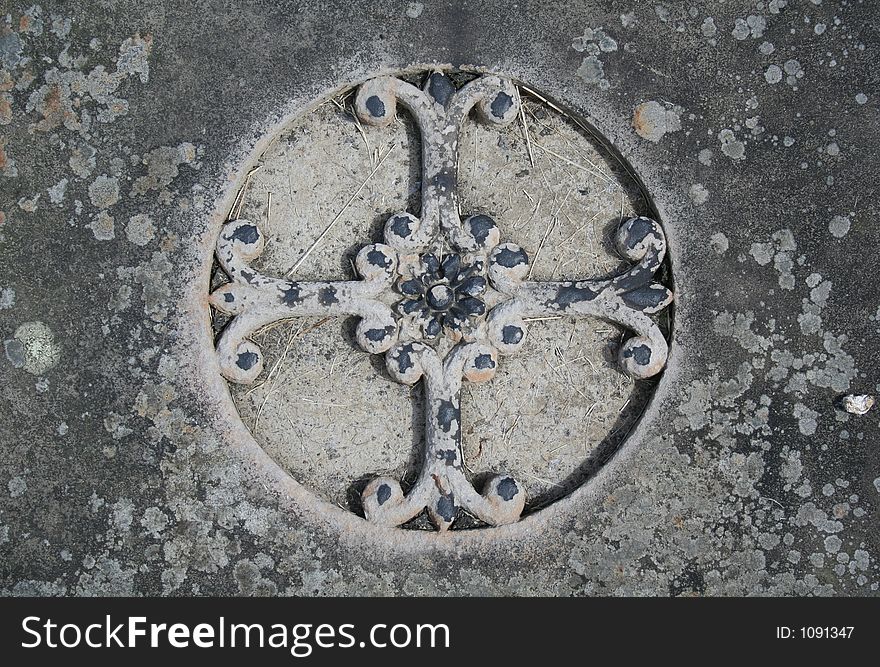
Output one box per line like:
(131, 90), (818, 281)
(840, 394), (875, 416)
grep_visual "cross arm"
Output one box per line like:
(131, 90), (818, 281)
(485, 216), (674, 379)
(209, 219), (400, 383)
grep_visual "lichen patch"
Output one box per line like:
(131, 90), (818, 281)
(633, 101), (682, 143)
(5, 321), (61, 375)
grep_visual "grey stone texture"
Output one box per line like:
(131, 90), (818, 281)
(0, 0), (878, 595)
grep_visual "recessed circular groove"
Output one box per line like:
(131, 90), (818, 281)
(207, 68), (674, 532)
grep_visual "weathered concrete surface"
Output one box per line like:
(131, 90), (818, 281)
(1, 0), (878, 595)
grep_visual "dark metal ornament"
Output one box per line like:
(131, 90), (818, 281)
(209, 72), (673, 531)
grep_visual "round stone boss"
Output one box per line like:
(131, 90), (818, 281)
(195, 66), (680, 538)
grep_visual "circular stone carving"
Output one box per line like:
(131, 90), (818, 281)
(207, 70), (673, 531)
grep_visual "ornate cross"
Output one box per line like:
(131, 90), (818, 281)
(209, 72), (673, 531)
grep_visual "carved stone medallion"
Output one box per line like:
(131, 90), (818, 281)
(209, 70), (673, 531)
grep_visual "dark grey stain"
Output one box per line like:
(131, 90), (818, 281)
(615, 265), (652, 292)
(236, 351), (258, 370)
(367, 248), (392, 269)
(425, 316), (442, 338)
(490, 91), (513, 118)
(223, 293), (234, 303)
(396, 344), (416, 373)
(377, 484), (392, 505)
(467, 214), (495, 244)
(623, 217), (657, 249)
(365, 325), (394, 342)
(400, 252), (487, 335)
(622, 286), (669, 311)
(623, 344), (652, 366)
(422, 254), (440, 278)
(474, 353), (495, 369)
(431, 169), (456, 192)
(427, 72), (455, 107)
(280, 284), (301, 306)
(401, 297), (426, 314)
(445, 307), (465, 330)
(227, 223), (260, 245)
(437, 399), (459, 433)
(239, 270), (255, 284)
(497, 477), (519, 501)
(436, 494), (456, 522)
(439, 449), (457, 466)
(440, 254), (461, 280)
(501, 325), (524, 345)
(365, 95), (385, 117)
(554, 284), (599, 309)
(457, 297), (485, 315)
(493, 246), (528, 268)
(399, 278), (423, 296)
(388, 215), (412, 239)
(458, 275), (486, 297)
(319, 286), (339, 305)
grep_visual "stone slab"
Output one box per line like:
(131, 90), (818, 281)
(0, 0), (878, 595)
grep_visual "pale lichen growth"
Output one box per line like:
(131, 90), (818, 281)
(125, 214), (156, 246)
(828, 215), (851, 238)
(633, 100), (682, 143)
(5, 321), (61, 374)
